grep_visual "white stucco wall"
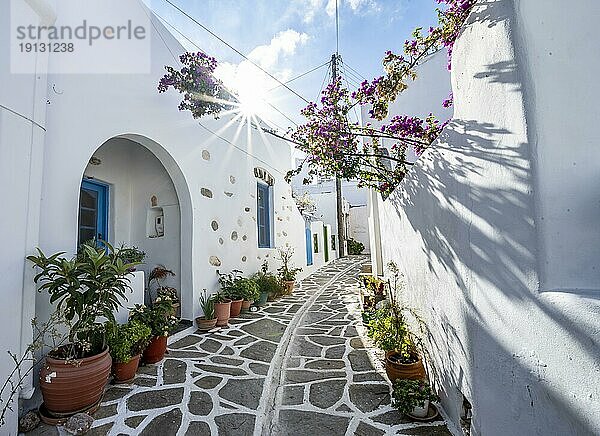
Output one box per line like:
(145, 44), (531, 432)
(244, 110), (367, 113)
(374, 1), (600, 435)
(348, 206), (370, 253)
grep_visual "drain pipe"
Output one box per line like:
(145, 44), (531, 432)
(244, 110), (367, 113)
(17, 0), (56, 401)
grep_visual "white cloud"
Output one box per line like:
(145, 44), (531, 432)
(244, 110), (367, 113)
(247, 29), (309, 70)
(296, 0), (379, 21)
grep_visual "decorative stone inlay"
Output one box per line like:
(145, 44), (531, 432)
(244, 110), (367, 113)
(140, 408), (182, 435)
(211, 220), (219, 231)
(285, 370), (346, 384)
(219, 238), (224, 245)
(199, 338), (221, 353)
(219, 378), (264, 410)
(348, 384), (391, 413)
(215, 414), (255, 436)
(241, 319), (286, 342)
(209, 256), (221, 267)
(231, 231), (238, 241)
(163, 359), (187, 384)
(194, 375), (222, 389)
(277, 410), (350, 435)
(125, 416), (145, 429)
(242, 235), (247, 241)
(249, 362), (269, 376)
(195, 364), (247, 377)
(305, 359), (346, 370)
(348, 350), (373, 372)
(309, 379), (345, 409)
(188, 391), (213, 416)
(242, 256), (247, 262)
(229, 175), (236, 184)
(200, 188), (213, 198)
(211, 356), (244, 366)
(240, 341), (277, 363)
(185, 421), (211, 435)
(225, 191), (234, 197)
(128, 388), (184, 412)
(282, 385), (305, 406)
(244, 207), (251, 212)
(202, 150), (210, 160)
(355, 422), (386, 436)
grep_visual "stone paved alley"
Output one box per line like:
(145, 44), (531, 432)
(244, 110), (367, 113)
(33, 257), (451, 435)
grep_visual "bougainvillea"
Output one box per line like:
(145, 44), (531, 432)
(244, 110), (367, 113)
(290, 0), (476, 196)
(158, 51), (234, 119)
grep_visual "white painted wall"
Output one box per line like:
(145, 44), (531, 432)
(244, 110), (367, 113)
(374, 1), (600, 435)
(348, 206), (370, 253)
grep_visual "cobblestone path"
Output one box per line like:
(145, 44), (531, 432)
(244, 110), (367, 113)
(33, 256), (450, 435)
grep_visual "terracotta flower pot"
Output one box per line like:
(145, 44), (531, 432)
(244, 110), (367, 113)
(143, 336), (167, 364)
(230, 299), (243, 317)
(241, 300), (252, 312)
(112, 354), (141, 383)
(214, 300), (231, 327)
(283, 280), (295, 294)
(256, 291), (269, 306)
(195, 316), (218, 331)
(385, 351), (426, 382)
(39, 346), (111, 416)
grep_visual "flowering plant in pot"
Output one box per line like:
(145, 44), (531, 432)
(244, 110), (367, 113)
(277, 247), (302, 294)
(116, 244), (146, 272)
(196, 289), (217, 331)
(27, 242), (137, 416)
(105, 320), (151, 383)
(252, 261), (283, 306)
(148, 265), (179, 315)
(129, 296), (178, 364)
(211, 291), (231, 327)
(218, 270), (245, 318)
(392, 379), (438, 418)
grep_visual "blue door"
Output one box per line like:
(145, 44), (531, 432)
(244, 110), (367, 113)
(78, 180), (108, 246)
(305, 227), (313, 266)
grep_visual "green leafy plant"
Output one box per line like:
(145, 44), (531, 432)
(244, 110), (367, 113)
(211, 291), (230, 304)
(27, 242), (137, 358)
(347, 238), (365, 255)
(199, 289), (215, 320)
(116, 244), (146, 266)
(235, 277), (260, 302)
(392, 379), (438, 415)
(253, 261), (284, 299)
(362, 275), (384, 295)
(157, 286), (178, 304)
(277, 247), (302, 281)
(129, 296), (179, 338)
(105, 320), (152, 364)
(217, 269), (243, 296)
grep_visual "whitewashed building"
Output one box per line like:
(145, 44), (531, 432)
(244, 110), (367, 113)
(0, 1), (334, 430)
(367, 1), (600, 435)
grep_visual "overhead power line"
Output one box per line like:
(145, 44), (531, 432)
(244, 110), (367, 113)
(267, 61), (330, 92)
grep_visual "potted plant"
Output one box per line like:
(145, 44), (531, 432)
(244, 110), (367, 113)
(105, 320), (152, 383)
(129, 296), (179, 364)
(116, 244), (146, 271)
(392, 379), (439, 418)
(157, 286), (179, 317)
(239, 277), (260, 312)
(211, 291), (231, 327)
(27, 242), (137, 416)
(148, 265), (179, 315)
(252, 261), (283, 306)
(277, 247), (302, 294)
(196, 289), (218, 331)
(218, 270), (244, 318)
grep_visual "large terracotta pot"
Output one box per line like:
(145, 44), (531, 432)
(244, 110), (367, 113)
(143, 336), (167, 364)
(40, 346), (111, 416)
(385, 351), (426, 382)
(195, 316), (218, 331)
(283, 280), (295, 294)
(214, 300), (231, 327)
(112, 355), (141, 383)
(230, 299), (243, 317)
(241, 300), (252, 312)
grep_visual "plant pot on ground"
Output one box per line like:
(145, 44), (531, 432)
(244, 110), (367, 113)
(28, 242), (139, 416)
(212, 292), (231, 327)
(230, 277), (259, 316)
(385, 350), (426, 381)
(106, 320), (152, 383)
(277, 247), (302, 295)
(196, 290), (218, 331)
(129, 296), (179, 364)
(252, 261), (284, 306)
(392, 379), (438, 418)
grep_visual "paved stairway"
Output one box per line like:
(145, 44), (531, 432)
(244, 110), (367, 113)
(32, 256), (451, 435)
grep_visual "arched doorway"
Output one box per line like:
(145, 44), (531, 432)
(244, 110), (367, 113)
(78, 135), (193, 320)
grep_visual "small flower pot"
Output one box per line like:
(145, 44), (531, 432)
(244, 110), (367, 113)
(196, 316), (218, 331)
(214, 300), (231, 327)
(411, 400), (429, 418)
(256, 291), (269, 307)
(283, 280), (295, 295)
(241, 300), (253, 312)
(230, 299), (243, 317)
(385, 351), (426, 382)
(143, 336), (167, 364)
(112, 354), (141, 383)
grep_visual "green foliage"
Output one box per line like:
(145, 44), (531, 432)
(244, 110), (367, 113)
(392, 379), (438, 415)
(347, 238), (365, 255)
(367, 304), (410, 354)
(362, 275), (384, 295)
(253, 262), (284, 298)
(157, 286), (178, 303)
(116, 244), (146, 265)
(129, 296), (179, 338)
(199, 289), (215, 319)
(277, 247), (302, 281)
(106, 320), (152, 364)
(27, 242), (135, 358)
(234, 278), (260, 301)
(217, 270), (260, 301)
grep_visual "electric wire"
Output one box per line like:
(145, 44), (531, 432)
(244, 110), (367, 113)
(267, 61), (330, 92)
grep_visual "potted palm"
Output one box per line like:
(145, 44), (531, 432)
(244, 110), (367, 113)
(27, 242), (137, 416)
(212, 291), (231, 327)
(129, 296), (178, 364)
(106, 320), (152, 383)
(392, 379), (439, 419)
(196, 290), (218, 331)
(277, 247), (302, 294)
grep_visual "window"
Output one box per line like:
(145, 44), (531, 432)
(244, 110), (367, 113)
(257, 183), (272, 248)
(78, 179), (108, 246)
(331, 235), (336, 251)
(313, 234), (319, 253)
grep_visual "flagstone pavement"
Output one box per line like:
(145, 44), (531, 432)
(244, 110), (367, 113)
(31, 256), (451, 435)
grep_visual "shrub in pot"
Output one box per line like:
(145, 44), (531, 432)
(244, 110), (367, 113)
(106, 320), (151, 383)
(196, 289), (217, 331)
(277, 247), (302, 294)
(239, 277), (260, 312)
(27, 242), (137, 416)
(116, 244), (146, 272)
(230, 277), (259, 315)
(212, 291), (231, 327)
(392, 379), (438, 418)
(252, 261), (283, 306)
(129, 296), (179, 364)
(148, 266), (179, 316)
(218, 270), (244, 317)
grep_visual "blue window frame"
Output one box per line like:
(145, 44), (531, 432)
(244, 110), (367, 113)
(257, 183), (272, 248)
(78, 179), (108, 246)
(305, 227), (313, 266)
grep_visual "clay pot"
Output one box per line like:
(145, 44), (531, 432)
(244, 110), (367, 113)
(39, 346), (111, 416)
(230, 299), (243, 317)
(214, 300), (231, 327)
(112, 355), (141, 383)
(241, 300), (252, 312)
(196, 316), (218, 331)
(283, 280), (295, 294)
(143, 336), (167, 364)
(256, 291), (269, 306)
(385, 351), (426, 382)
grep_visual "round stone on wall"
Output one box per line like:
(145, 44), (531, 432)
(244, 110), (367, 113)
(229, 176), (236, 184)
(209, 256), (221, 267)
(211, 221), (219, 231)
(202, 150), (210, 161)
(201, 188), (213, 198)
(231, 231), (238, 241)
(218, 238), (224, 245)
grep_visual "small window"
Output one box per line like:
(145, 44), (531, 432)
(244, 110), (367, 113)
(313, 234), (319, 253)
(331, 235), (336, 251)
(257, 183), (272, 248)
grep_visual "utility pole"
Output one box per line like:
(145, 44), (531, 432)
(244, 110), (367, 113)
(331, 53), (346, 257)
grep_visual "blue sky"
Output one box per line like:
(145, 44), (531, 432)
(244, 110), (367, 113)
(146, 0), (439, 130)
